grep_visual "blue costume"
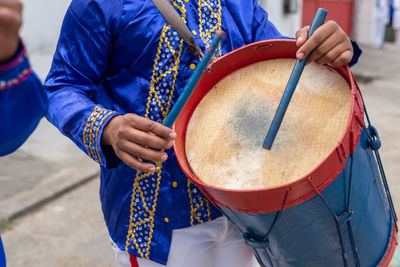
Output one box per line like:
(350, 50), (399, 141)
(0, 44), (47, 267)
(44, 0), (361, 264)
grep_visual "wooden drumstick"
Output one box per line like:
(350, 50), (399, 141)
(263, 8), (328, 150)
(163, 30), (225, 128)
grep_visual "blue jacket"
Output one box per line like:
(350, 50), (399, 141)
(0, 45), (47, 156)
(0, 44), (47, 267)
(44, 0), (361, 264)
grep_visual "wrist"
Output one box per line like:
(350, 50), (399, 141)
(101, 115), (121, 146)
(0, 37), (21, 64)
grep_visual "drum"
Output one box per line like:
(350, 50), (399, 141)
(173, 39), (398, 266)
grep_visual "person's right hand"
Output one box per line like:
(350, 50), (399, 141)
(101, 114), (176, 173)
(0, 0), (23, 63)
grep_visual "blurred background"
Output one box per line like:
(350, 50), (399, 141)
(0, 0), (399, 266)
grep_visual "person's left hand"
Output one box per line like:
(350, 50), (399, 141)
(295, 20), (353, 68)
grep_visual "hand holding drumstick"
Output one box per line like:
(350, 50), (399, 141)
(264, 9), (355, 150)
(102, 114), (176, 173)
(102, 32), (223, 173)
(296, 20), (354, 68)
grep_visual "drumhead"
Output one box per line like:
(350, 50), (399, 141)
(185, 59), (351, 190)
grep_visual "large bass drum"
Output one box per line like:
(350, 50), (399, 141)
(173, 39), (397, 266)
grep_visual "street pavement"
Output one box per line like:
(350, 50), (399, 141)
(0, 42), (399, 266)
(2, 178), (116, 267)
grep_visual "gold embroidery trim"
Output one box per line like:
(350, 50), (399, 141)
(145, 161), (163, 259)
(87, 109), (106, 162)
(94, 110), (116, 164)
(187, 179), (195, 226)
(198, 0), (222, 56)
(125, 0), (186, 259)
(83, 107), (116, 164)
(83, 107), (99, 159)
(185, 0), (223, 226)
(188, 179), (212, 226)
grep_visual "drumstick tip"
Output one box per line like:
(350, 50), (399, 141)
(262, 145), (271, 151)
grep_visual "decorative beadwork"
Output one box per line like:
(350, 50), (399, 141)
(125, 0), (221, 258)
(126, 169), (162, 258)
(188, 179), (212, 226)
(184, 0), (222, 227)
(83, 106), (116, 164)
(0, 68), (32, 91)
(125, 0), (187, 259)
(197, 0), (222, 57)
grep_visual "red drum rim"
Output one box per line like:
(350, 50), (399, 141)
(378, 223), (398, 266)
(173, 39), (365, 214)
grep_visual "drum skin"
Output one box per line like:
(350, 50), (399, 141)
(185, 58), (353, 191)
(173, 39), (397, 266)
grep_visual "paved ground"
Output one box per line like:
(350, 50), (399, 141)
(0, 119), (99, 222)
(2, 178), (116, 267)
(0, 42), (399, 266)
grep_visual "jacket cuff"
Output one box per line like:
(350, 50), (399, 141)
(83, 106), (121, 168)
(0, 42), (33, 91)
(348, 40), (362, 68)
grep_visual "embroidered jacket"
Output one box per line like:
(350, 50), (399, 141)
(44, 0), (361, 264)
(0, 43), (47, 266)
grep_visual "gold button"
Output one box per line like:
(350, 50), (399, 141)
(172, 181), (178, 188)
(164, 217), (169, 223)
(190, 64), (196, 70)
(184, 0), (189, 2)
(192, 30), (197, 36)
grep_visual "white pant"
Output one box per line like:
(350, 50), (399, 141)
(376, 15), (388, 48)
(112, 216), (259, 267)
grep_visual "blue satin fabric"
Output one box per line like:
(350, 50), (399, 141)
(0, 236), (5, 267)
(44, 0), (361, 264)
(0, 48), (47, 156)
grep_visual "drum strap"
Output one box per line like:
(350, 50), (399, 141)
(151, 0), (203, 59)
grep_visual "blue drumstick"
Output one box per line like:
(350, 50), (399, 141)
(163, 31), (225, 128)
(263, 8), (328, 150)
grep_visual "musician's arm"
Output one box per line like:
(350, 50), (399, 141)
(44, 4), (121, 168)
(46, 1), (174, 172)
(0, 42), (47, 156)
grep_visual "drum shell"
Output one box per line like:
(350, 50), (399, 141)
(221, 131), (396, 266)
(173, 39), (397, 266)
